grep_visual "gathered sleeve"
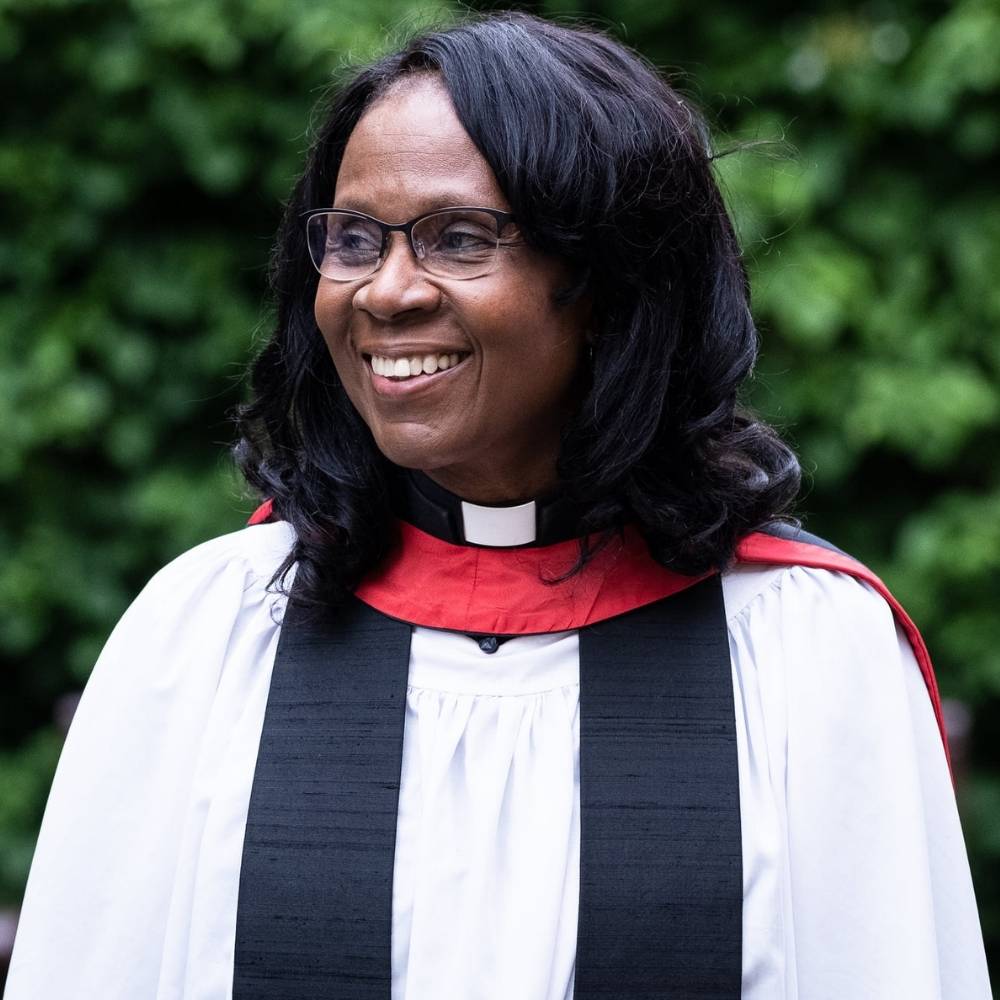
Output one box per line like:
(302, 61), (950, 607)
(4, 524), (293, 1000)
(727, 564), (992, 1000)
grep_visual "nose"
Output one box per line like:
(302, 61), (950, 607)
(352, 231), (442, 321)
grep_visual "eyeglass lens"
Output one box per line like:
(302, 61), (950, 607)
(307, 210), (503, 281)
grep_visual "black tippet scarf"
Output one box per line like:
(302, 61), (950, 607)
(233, 492), (948, 999)
(234, 577), (740, 999)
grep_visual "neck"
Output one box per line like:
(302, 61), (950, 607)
(419, 464), (559, 507)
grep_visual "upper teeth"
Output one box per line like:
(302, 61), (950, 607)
(371, 353), (462, 377)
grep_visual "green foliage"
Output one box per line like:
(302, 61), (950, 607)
(1, 0), (997, 979)
(0, 0), (452, 905)
(0, 730), (62, 899)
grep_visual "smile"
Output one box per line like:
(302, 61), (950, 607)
(368, 352), (469, 380)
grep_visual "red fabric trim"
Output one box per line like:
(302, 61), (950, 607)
(736, 532), (950, 769)
(355, 522), (708, 635)
(247, 499), (274, 525)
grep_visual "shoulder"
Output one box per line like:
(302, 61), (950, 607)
(118, 521), (298, 637)
(720, 533), (916, 711)
(720, 531), (941, 750)
(721, 545), (918, 764)
(93, 521), (298, 691)
(721, 558), (894, 635)
(62, 522), (298, 782)
(723, 524), (902, 640)
(139, 520), (297, 599)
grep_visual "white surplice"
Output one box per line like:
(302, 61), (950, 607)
(4, 522), (993, 999)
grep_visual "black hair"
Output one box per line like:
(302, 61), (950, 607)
(235, 11), (800, 606)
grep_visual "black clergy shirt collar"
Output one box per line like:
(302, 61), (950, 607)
(392, 469), (590, 548)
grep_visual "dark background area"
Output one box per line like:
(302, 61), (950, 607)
(2, 0), (998, 986)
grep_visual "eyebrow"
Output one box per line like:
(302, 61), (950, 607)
(331, 192), (503, 218)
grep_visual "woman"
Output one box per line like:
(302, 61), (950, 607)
(5, 12), (991, 1000)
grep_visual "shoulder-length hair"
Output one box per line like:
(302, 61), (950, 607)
(235, 11), (800, 607)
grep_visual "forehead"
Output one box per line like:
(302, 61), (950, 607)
(334, 77), (508, 219)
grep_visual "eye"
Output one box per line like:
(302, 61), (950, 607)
(424, 219), (497, 261)
(327, 220), (381, 260)
(332, 226), (378, 250)
(438, 225), (493, 251)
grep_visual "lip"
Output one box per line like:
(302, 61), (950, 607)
(364, 351), (471, 399)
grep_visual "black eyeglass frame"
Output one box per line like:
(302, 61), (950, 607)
(303, 206), (519, 281)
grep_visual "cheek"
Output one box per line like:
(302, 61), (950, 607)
(519, 285), (587, 368)
(483, 311), (584, 417)
(314, 288), (355, 365)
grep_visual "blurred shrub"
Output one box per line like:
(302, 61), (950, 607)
(1, 0), (997, 977)
(0, 0), (448, 903)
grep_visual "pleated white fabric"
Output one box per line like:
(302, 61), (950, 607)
(393, 628), (581, 1000)
(4, 522), (993, 1000)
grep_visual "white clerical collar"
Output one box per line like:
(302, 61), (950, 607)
(459, 499), (537, 547)
(393, 470), (590, 549)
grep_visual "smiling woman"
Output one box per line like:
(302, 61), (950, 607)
(4, 11), (992, 1000)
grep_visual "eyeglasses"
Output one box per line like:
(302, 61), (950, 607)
(304, 206), (518, 282)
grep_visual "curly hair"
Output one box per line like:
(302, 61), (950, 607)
(235, 11), (800, 607)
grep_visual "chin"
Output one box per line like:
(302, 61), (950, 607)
(370, 430), (462, 476)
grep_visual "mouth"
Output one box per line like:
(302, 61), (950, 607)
(364, 351), (472, 395)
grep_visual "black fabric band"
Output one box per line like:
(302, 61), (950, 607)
(234, 596), (411, 999)
(761, 520), (848, 557)
(235, 577), (742, 998)
(577, 574), (742, 997)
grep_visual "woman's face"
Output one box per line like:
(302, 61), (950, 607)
(313, 75), (589, 503)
